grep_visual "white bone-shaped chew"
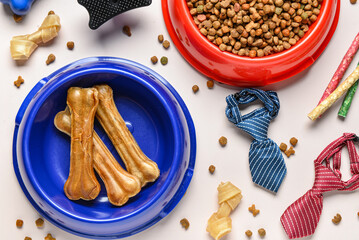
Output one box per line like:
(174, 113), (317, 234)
(54, 107), (142, 206)
(94, 84), (160, 187)
(10, 11), (61, 60)
(207, 182), (242, 240)
(64, 87), (101, 201)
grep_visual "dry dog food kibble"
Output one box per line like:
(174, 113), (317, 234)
(192, 85), (199, 93)
(25, 237), (32, 240)
(258, 228), (266, 237)
(44, 233), (56, 240)
(285, 146), (295, 157)
(158, 34), (164, 43)
(207, 80), (214, 89)
(35, 218), (44, 227)
(219, 136), (227, 146)
(187, 0), (321, 57)
(123, 25), (132, 37)
(279, 142), (287, 152)
(14, 76), (24, 88)
(160, 56), (168, 65)
(350, 0), (357, 4)
(13, 14), (23, 23)
(163, 40), (170, 49)
(16, 219), (24, 228)
(209, 165), (216, 174)
(180, 218), (190, 230)
(248, 204), (260, 216)
(290, 137), (298, 146)
(332, 213), (342, 224)
(46, 54), (56, 65)
(67, 41), (74, 50)
(245, 230), (253, 237)
(151, 56), (158, 64)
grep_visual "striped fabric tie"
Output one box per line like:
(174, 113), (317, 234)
(281, 133), (359, 239)
(225, 89), (287, 193)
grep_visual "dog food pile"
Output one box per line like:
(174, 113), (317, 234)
(187, 0), (322, 57)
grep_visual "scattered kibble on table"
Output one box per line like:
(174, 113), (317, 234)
(180, 218), (190, 230)
(162, 40), (170, 49)
(13, 14), (23, 23)
(285, 146), (295, 158)
(245, 230), (253, 237)
(67, 41), (74, 50)
(46, 54), (56, 65)
(332, 213), (342, 224)
(16, 219), (23, 228)
(279, 143), (287, 152)
(350, 0), (357, 4)
(258, 228), (266, 237)
(208, 165), (215, 174)
(24, 237), (32, 240)
(122, 25), (131, 37)
(44, 233), (56, 240)
(248, 204), (260, 216)
(192, 85), (199, 93)
(158, 34), (164, 43)
(160, 56), (168, 65)
(14, 76), (24, 88)
(35, 218), (44, 227)
(219, 136), (227, 147)
(290, 137), (298, 147)
(150, 56), (158, 64)
(207, 80), (214, 89)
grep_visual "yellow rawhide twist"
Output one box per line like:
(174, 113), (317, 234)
(206, 182), (242, 240)
(10, 12), (61, 60)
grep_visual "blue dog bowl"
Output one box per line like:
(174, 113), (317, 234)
(0, 0), (35, 15)
(13, 57), (196, 239)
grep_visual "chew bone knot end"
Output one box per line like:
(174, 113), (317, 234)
(281, 133), (359, 239)
(225, 89), (287, 193)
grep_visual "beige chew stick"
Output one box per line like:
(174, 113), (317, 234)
(308, 66), (359, 120)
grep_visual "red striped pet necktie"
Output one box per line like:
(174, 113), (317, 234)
(280, 133), (359, 239)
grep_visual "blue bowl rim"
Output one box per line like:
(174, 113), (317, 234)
(13, 57), (197, 239)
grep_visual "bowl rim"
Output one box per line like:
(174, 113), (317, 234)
(13, 57), (197, 239)
(162, 0), (340, 85)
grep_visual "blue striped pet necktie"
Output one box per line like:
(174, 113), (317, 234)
(225, 89), (287, 193)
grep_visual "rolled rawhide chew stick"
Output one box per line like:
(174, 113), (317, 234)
(308, 66), (359, 121)
(338, 63), (359, 118)
(94, 85), (160, 187)
(206, 182), (242, 240)
(54, 108), (142, 206)
(64, 87), (101, 201)
(10, 11), (61, 60)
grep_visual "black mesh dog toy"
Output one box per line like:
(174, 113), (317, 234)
(78, 0), (152, 30)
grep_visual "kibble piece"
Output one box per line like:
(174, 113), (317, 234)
(258, 228), (266, 237)
(67, 41), (74, 50)
(219, 136), (227, 146)
(13, 14), (23, 23)
(48, 10), (55, 15)
(150, 56), (158, 64)
(46, 54), (55, 65)
(279, 143), (287, 152)
(44, 233), (56, 240)
(16, 219), (24, 228)
(123, 25), (131, 37)
(332, 213), (342, 224)
(158, 34), (164, 43)
(163, 40), (170, 49)
(207, 80), (214, 89)
(245, 230), (253, 237)
(14, 76), (24, 88)
(192, 85), (199, 93)
(180, 218), (190, 230)
(25, 237), (32, 240)
(35, 218), (44, 227)
(350, 0), (357, 4)
(160, 56), (168, 65)
(248, 204), (260, 216)
(285, 146), (295, 158)
(209, 165), (216, 174)
(290, 137), (298, 146)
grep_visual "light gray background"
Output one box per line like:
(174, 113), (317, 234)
(1, 0), (359, 239)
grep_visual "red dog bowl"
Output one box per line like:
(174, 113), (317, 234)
(162, 0), (340, 87)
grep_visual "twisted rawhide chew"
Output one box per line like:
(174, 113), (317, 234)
(207, 182), (242, 240)
(10, 11), (61, 60)
(64, 87), (101, 201)
(94, 85), (160, 187)
(54, 107), (142, 206)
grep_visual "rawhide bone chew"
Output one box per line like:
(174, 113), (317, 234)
(10, 11), (61, 60)
(207, 182), (242, 240)
(94, 85), (160, 187)
(54, 108), (141, 206)
(64, 87), (101, 200)
(308, 65), (359, 120)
